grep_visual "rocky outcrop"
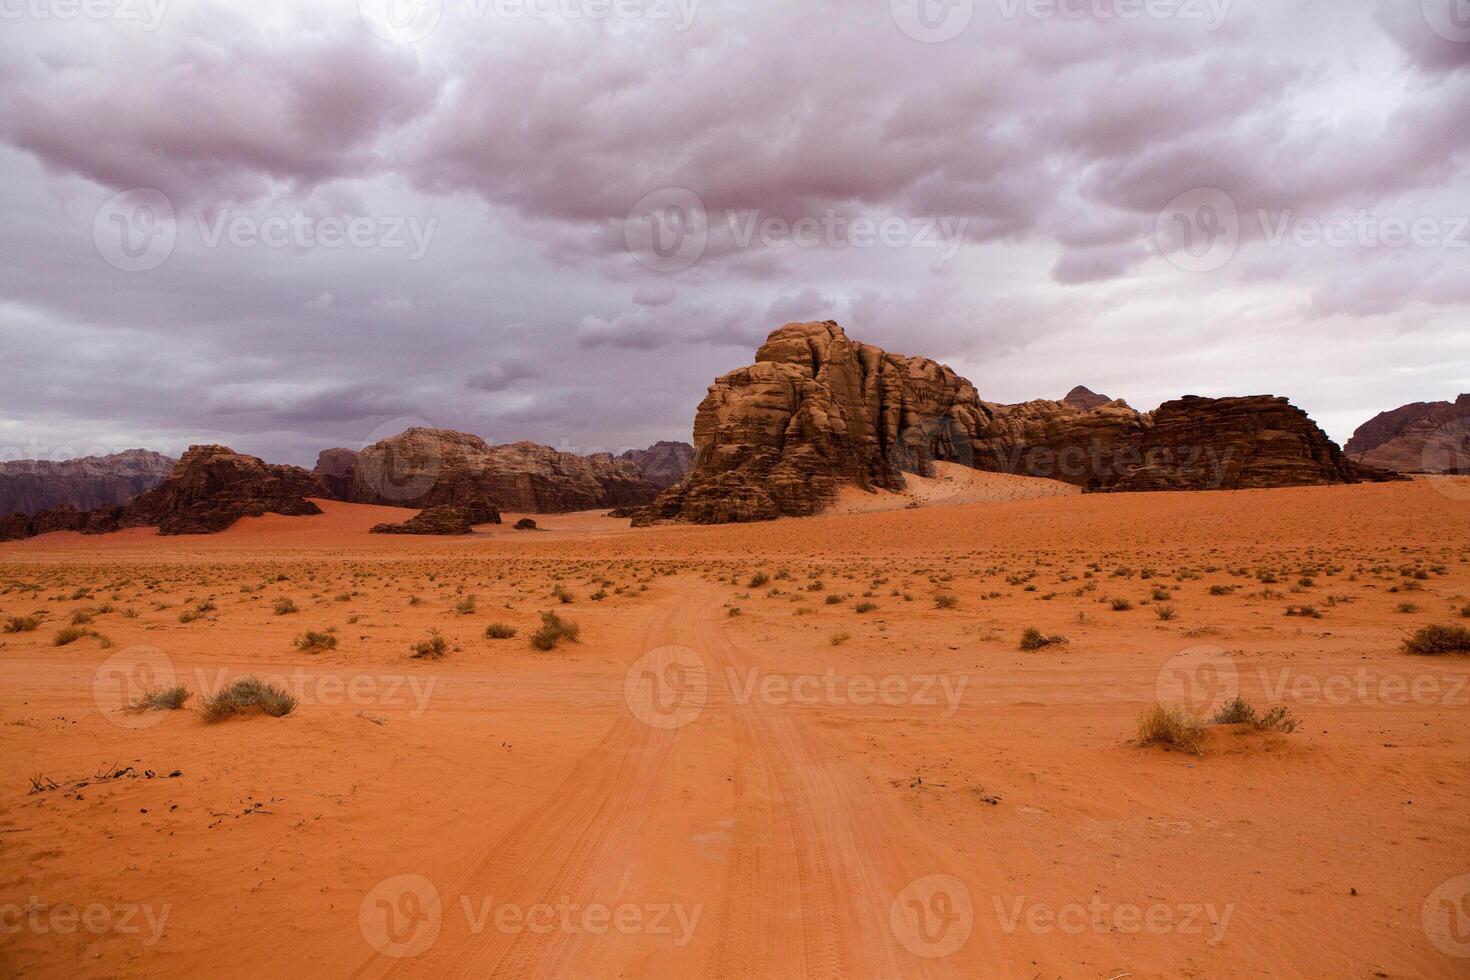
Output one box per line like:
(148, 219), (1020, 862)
(641, 321), (986, 524)
(313, 448), (359, 499)
(370, 506), (477, 536)
(1061, 386), (1115, 412)
(642, 321), (1392, 525)
(348, 428), (656, 515)
(1, 445), (330, 540)
(1346, 394), (1470, 473)
(0, 450), (176, 517)
(620, 441), (694, 490)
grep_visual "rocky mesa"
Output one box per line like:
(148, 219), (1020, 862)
(640, 321), (1390, 524)
(0, 449), (176, 517)
(1345, 394), (1470, 473)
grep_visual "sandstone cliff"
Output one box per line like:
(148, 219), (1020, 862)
(0, 450), (175, 517)
(620, 441), (694, 490)
(1345, 394), (1470, 473)
(313, 448), (359, 499)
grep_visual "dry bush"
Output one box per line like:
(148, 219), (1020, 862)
(1136, 704), (1204, 755)
(199, 677), (296, 722)
(1019, 627), (1066, 651)
(1404, 624), (1470, 656)
(127, 686), (191, 713)
(531, 612), (579, 651)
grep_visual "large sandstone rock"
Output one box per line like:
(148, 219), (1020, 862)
(1346, 394), (1470, 474)
(619, 441), (694, 490)
(0, 445), (330, 540)
(0, 450), (175, 517)
(370, 506), (476, 536)
(1061, 386), (1115, 412)
(313, 448), (359, 499)
(643, 321), (1392, 525)
(348, 428), (654, 515)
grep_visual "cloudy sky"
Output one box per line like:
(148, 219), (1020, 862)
(1, 0), (1467, 466)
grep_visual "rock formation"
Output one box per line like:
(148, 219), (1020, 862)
(313, 448), (359, 499)
(370, 506), (477, 535)
(1345, 394), (1470, 473)
(348, 428), (656, 515)
(1061, 386), (1115, 412)
(641, 321), (1394, 525)
(620, 441), (695, 490)
(0, 450), (176, 517)
(1, 445), (330, 540)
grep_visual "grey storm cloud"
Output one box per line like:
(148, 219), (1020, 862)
(0, 0), (1466, 465)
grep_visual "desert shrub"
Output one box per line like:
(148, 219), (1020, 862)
(294, 630), (338, 652)
(934, 594), (958, 610)
(455, 595), (477, 615)
(748, 572), (770, 588)
(1155, 604), (1177, 621)
(1019, 627), (1066, 651)
(727, 606), (742, 617)
(531, 611), (580, 650)
(199, 677), (296, 722)
(127, 686), (191, 712)
(410, 630), (448, 660)
(1209, 585), (1236, 596)
(590, 590), (607, 601)
(273, 598), (298, 615)
(1256, 705), (1301, 734)
(1285, 605), (1322, 619)
(825, 594), (843, 605)
(3, 615), (39, 633)
(854, 601), (878, 614)
(552, 585), (574, 604)
(1461, 604), (1470, 618)
(484, 622), (517, 640)
(53, 626), (94, 646)
(1109, 598), (1133, 612)
(1396, 602), (1419, 614)
(1136, 704), (1204, 755)
(829, 630), (851, 646)
(70, 609), (94, 625)
(1403, 624), (1470, 656)
(1211, 696), (1257, 725)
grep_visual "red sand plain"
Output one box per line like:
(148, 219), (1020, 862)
(1, 478), (1468, 978)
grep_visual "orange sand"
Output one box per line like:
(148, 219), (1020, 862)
(1, 478), (1468, 978)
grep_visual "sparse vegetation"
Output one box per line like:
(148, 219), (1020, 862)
(294, 630), (338, 652)
(829, 630), (851, 646)
(1155, 604), (1177, 621)
(3, 615), (39, 633)
(485, 622), (517, 640)
(1210, 697), (1301, 733)
(1136, 704), (1205, 755)
(1019, 627), (1066, 651)
(410, 629), (448, 659)
(1109, 597), (1133, 612)
(127, 686), (191, 713)
(531, 611), (580, 650)
(455, 595), (477, 615)
(934, 594), (958, 610)
(854, 601), (878, 614)
(1403, 624), (1470, 656)
(273, 597), (299, 615)
(198, 677), (297, 722)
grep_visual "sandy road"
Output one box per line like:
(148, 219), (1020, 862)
(356, 580), (985, 979)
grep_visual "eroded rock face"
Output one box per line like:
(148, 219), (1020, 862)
(348, 428), (654, 515)
(313, 448), (359, 499)
(1346, 394), (1470, 473)
(370, 506), (476, 536)
(620, 441), (694, 490)
(0, 445), (330, 540)
(0, 450), (176, 517)
(644, 321), (1389, 524)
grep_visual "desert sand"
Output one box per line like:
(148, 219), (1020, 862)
(2, 479), (1469, 978)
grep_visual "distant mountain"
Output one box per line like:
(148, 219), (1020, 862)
(0, 449), (176, 517)
(1346, 394), (1470, 473)
(620, 441), (694, 490)
(1061, 386), (1114, 411)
